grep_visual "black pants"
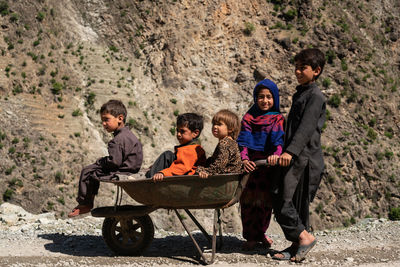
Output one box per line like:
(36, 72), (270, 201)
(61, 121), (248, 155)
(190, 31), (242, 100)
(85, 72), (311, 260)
(145, 151), (176, 178)
(273, 166), (310, 243)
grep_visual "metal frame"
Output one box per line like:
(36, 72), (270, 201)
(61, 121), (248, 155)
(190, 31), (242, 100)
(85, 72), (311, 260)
(174, 209), (221, 265)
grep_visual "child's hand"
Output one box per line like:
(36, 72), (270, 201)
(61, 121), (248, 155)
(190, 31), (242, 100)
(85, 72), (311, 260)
(243, 160), (256, 173)
(279, 152), (293, 167)
(152, 172), (164, 182)
(198, 171), (209, 179)
(267, 155), (279, 166)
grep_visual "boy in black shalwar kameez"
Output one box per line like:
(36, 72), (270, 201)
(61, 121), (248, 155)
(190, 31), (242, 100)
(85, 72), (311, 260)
(68, 100), (143, 217)
(273, 48), (326, 262)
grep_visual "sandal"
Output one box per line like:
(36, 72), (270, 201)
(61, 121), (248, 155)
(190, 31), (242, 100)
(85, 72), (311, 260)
(272, 244), (298, 261)
(293, 239), (317, 262)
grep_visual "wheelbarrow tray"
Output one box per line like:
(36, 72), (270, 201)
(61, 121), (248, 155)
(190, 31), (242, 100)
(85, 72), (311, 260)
(107, 173), (242, 209)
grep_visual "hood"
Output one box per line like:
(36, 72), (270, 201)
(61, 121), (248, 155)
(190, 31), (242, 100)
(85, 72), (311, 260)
(253, 79), (280, 113)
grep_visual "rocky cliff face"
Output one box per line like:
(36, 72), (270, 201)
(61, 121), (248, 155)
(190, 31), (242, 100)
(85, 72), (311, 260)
(0, 0), (399, 231)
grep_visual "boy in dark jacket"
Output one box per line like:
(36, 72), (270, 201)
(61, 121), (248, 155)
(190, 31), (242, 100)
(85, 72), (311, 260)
(68, 100), (143, 217)
(273, 48), (326, 262)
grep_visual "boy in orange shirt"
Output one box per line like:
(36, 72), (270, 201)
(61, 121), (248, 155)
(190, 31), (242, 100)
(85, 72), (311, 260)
(145, 113), (206, 181)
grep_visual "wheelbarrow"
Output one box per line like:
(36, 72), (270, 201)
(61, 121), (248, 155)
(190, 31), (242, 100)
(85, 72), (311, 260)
(91, 160), (268, 264)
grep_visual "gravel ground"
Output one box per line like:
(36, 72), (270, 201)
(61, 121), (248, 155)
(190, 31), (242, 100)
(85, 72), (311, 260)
(1, 203), (400, 267)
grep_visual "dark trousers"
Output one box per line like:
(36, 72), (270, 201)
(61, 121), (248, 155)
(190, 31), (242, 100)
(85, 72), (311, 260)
(273, 166), (310, 243)
(145, 151), (176, 178)
(76, 163), (102, 206)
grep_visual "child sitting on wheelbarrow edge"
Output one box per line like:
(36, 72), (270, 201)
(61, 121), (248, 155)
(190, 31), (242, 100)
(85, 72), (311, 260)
(196, 109), (243, 178)
(146, 113), (206, 181)
(68, 100), (143, 217)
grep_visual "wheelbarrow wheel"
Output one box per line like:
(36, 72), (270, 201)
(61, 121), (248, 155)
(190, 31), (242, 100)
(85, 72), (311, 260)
(102, 215), (154, 256)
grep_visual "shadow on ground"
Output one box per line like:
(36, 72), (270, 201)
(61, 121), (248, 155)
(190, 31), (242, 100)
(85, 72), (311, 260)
(39, 233), (273, 264)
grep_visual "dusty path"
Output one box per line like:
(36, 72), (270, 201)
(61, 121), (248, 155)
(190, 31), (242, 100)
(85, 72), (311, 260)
(1, 203), (400, 266)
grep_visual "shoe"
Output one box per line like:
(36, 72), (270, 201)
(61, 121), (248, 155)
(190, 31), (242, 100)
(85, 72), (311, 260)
(68, 204), (93, 218)
(293, 239), (317, 262)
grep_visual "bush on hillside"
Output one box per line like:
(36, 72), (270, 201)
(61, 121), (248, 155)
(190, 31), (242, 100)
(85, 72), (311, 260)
(388, 207), (400, 221)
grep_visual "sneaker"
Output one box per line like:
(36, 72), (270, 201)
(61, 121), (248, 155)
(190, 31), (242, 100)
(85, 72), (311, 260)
(68, 204), (93, 218)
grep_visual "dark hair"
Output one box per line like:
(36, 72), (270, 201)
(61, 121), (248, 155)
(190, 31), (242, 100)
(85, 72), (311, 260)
(177, 113), (204, 135)
(100, 100), (127, 123)
(294, 48), (326, 80)
(212, 109), (240, 139)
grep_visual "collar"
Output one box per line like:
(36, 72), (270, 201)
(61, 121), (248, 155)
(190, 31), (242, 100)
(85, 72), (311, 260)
(175, 138), (201, 149)
(296, 82), (317, 92)
(113, 126), (127, 136)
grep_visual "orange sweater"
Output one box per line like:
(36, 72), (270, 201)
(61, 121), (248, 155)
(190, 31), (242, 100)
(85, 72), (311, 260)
(160, 144), (206, 177)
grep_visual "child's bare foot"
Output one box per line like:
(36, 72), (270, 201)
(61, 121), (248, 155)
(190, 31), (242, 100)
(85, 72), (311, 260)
(68, 204), (93, 218)
(262, 235), (273, 248)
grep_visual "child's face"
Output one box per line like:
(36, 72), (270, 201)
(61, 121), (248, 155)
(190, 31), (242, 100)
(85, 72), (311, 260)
(256, 88), (274, 112)
(212, 121), (230, 140)
(295, 61), (321, 85)
(101, 112), (124, 133)
(176, 125), (199, 145)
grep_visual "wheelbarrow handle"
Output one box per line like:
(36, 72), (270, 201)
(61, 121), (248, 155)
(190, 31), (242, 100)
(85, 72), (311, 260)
(254, 159), (268, 167)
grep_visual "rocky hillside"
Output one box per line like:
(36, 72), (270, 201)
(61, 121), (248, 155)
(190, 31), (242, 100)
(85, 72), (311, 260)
(0, 0), (399, 230)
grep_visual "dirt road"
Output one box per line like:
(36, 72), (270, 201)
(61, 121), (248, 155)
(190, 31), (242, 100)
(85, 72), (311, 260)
(1, 203), (400, 266)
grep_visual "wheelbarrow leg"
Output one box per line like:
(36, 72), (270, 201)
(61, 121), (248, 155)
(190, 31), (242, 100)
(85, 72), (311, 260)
(184, 209), (212, 243)
(174, 209), (217, 265)
(217, 209), (223, 250)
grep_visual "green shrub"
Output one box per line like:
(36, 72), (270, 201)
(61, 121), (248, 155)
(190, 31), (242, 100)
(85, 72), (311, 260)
(51, 82), (63, 95)
(10, 12), (18, 22)
(47, 201), (54, 210)
(9, 178), (23, 187)
(367, 128), (377, 140)
(169, 127), (176, 136)
(85, 92), (96, 106)
(341, 59), (348, 71)
(326, 50), (336, 64)
(385, 149), (394, 160)
(283, 9), (297, 21)
(375, 152), (384, 161)
(322, 78), (331, 88)
(36, 12), (45, 22)
(72, 109), (83, 117)
(0, 2), (9, 16)
(315, 203), (323, 214)
(368, 118), (376, 127)
(243, 22), (255, 35)
(3, 189), (14, 201)
(328, 94), (341, 108)
(109, 45), (119, 52)
(57, 197), (65, 205)
(388, 207), (400, 221)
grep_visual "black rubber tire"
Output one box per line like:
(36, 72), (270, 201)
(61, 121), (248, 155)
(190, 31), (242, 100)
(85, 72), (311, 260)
(102, 215), (154, 256)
